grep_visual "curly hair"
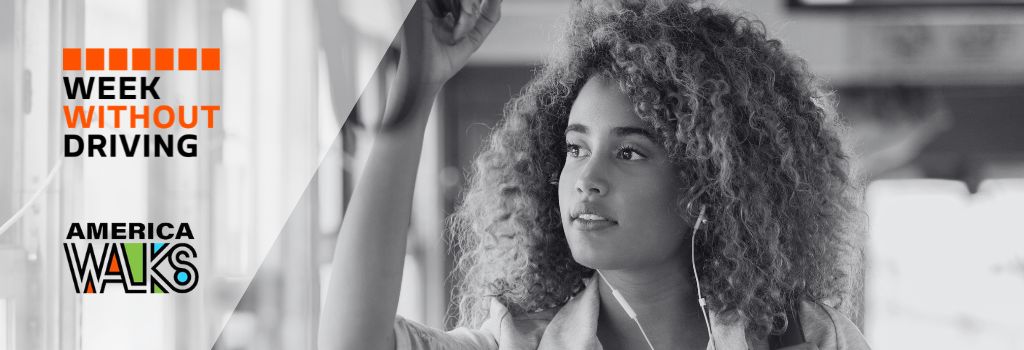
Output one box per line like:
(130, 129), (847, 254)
(448, 0), (866, 340)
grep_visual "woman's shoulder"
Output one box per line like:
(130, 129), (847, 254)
(798, 300), (872, 350)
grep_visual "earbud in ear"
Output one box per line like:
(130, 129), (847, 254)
(696, 204), (707, 228)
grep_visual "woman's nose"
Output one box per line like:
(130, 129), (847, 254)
(574, 158), (609, 196)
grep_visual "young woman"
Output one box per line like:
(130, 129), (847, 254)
(318, 0), (871, 349)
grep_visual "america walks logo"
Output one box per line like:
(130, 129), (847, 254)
(64, 222), (198, 293)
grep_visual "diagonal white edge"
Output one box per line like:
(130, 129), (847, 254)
(201, 1), (415, 349)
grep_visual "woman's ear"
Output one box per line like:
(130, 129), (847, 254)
(683, 185), (710, 230)
(683, 185), (702, 208)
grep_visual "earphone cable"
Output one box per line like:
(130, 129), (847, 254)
(692, 205), (717, 350)
(594, 204), (717, 350)
(596, 270), (656, 350)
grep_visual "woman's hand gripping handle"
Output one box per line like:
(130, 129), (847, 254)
(385, 0), (501, 129)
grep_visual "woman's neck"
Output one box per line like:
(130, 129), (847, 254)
(595, 255), (711, 350)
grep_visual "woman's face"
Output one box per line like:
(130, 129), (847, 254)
(558, 76), (691, 271)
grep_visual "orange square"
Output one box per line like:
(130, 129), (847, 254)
(155, 49), (174, 70)
(109, 49), (128, 70)
(63, 48), (81, 70)
(132, 48), (150, 70)
(178, 48), (197, 70)
(201, 48), (220, 70)
(86, 48), (104, 70)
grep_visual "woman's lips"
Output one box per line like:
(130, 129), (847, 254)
(572, 213), (617, 231)
(569, 203), (618, 231)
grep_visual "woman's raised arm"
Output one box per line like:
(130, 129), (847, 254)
(318, 0), (500, 349)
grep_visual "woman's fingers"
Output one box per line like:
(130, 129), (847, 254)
(462, 0), (500, 47)
(479, 0), (500, 23)
(457, 0), (499, 46)
(778, 343), (820, 350)
(451, 0), (481, 42)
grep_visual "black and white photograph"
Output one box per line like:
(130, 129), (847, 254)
(0, 0), (1022, 349)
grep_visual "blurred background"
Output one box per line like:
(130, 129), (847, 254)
(0, 0), (1022, 349)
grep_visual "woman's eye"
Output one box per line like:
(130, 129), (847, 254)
(566, 143), (593, 158)
(617, 146), (647, 160)
(566, 143), (582, 158)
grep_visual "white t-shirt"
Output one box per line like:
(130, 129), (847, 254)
(394, 276), (872, 350)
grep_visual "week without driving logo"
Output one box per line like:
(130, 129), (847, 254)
(60, 47), (213, 293)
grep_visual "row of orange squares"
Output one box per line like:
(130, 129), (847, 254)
(63, 48), (220, 71)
